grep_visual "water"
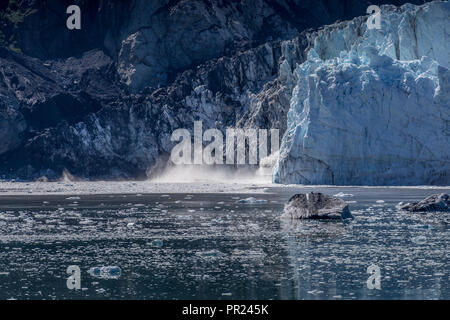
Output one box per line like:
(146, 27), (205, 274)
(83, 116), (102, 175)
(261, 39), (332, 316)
(0, 186), (448, 300)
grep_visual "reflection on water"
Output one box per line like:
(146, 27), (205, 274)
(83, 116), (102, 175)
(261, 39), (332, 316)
(0, 187), (448, 299)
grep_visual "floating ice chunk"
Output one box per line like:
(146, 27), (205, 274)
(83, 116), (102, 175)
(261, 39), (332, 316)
(176, 215), (191, 220)
(150, 239), (164, 248)
(376, 200), (385, 203)
(126, 222), (135, 228)
(308, 290), (324, 295)
(333, 192), (354, 198)
(411, 235), (427, 245)
(196, 249), (224, 258)
(237, 197), (268, 204)
(79, 219), (93, 225)
(24, 217), (34, 224)
(66, 196), (81, 200)
(412, 224), (432, 230)
(88, 266), (121, 279)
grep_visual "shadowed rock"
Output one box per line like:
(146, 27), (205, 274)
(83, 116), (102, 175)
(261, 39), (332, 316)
(400, 193), (450, 213)
(282, 192), (353, 220)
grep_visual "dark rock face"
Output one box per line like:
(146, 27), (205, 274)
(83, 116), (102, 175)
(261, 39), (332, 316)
(0, 102), (26, 155)
(0, 48), (120, 130)
(0, 0), (433, 180)
(2, 0), (427, 88)
(282, 192), (353, 220)
(400, 194), (450, 213)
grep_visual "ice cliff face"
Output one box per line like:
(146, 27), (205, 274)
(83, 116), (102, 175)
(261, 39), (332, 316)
(274, 1), (450, 185)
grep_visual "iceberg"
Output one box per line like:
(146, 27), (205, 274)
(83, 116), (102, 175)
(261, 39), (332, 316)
(274, 1), (450, 186)
(236, 197), (268, 204)
(88, 266), (121, 279)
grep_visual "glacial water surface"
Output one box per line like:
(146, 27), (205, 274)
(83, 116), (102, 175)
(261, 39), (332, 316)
(0, 186), (448, 300)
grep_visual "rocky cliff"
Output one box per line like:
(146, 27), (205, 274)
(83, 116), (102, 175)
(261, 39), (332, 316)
(0, 0), (446, 185)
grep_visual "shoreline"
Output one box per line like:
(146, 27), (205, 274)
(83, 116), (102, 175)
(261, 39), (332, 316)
(0, 181), (449, 196)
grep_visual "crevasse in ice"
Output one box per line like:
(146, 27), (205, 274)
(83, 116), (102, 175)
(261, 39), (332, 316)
(274, 1), (450, 185)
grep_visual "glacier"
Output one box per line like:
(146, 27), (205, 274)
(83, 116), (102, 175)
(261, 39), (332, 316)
(274, 1), (450, 186)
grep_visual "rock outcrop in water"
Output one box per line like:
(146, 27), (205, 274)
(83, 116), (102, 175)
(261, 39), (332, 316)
(0, 0), (446, 184)
(282, 192), (353, 220)
(400, 193), (450, 213)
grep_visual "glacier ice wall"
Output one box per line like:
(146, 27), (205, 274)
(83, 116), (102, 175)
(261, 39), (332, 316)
(274, 1), (450, 185)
